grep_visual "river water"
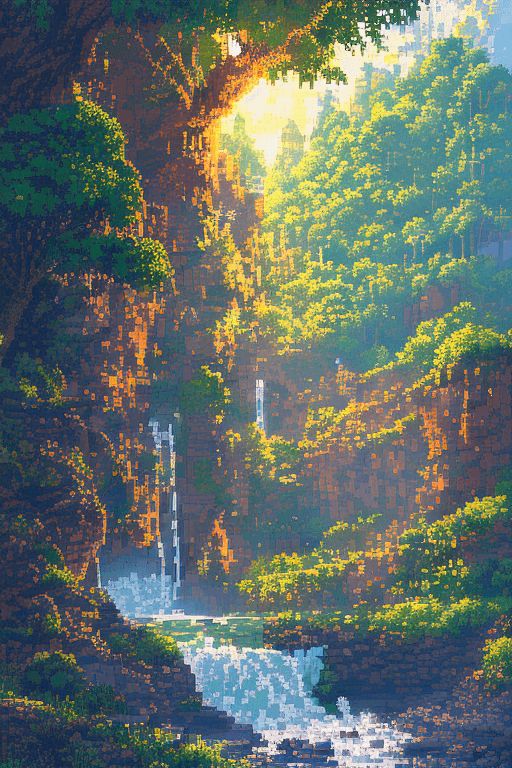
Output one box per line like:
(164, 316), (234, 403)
(181, 639), (412, 767)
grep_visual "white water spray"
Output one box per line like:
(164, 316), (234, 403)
(182, 639), (411, 767)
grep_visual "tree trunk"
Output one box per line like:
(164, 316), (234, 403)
(0, 0), (111, 117)
(0, 271), (40, 366)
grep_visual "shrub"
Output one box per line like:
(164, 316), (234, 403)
(108, 626), (181, 666)
(113, 725), (244, 768)
(180, 366), (231, 423)
(482, 637), (512, 688)
(40, 609), (62, 637)
(345, 596), (504, 640)
(75, 684), (126, 716)
(41, 564), (77, 589)
(23, 651), (85, 699)
(398, 496), (511, 583)
(34, 543), (65, 567)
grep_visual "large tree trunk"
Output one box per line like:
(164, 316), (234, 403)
(0, 0), (110, 117)
(0, 269), (41, 366)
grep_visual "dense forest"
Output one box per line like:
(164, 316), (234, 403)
(207, 36), (512, 691)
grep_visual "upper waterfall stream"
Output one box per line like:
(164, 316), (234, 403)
(181, 638), (411, 767)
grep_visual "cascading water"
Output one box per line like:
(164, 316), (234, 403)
(182, 639), (411, 767)
(103, 416), (181, 617)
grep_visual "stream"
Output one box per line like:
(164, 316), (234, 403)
(181, 638), (412, 768)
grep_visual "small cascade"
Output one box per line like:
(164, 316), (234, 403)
(104, 571), (173, 617)
(95, 556), (102, 589)
(103, 415), (182, 618)
(182, 640), (411, 767)
(171, 489), (182, 602)
(255, 379), (265, 433)
(148, 414), (181, 612)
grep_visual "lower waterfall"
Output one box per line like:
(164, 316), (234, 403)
(181, 639), (411, 767)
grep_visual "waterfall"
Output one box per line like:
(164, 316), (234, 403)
(181, 640), (411, 767)
(171, 489), (181, 602)
(149, 416), (182, 612)
(103, 416), (180, 618)
(256, 378), (265, 433)
(95, 556), (102, 589)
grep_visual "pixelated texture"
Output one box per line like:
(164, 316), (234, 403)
(1, 1), (512, 767)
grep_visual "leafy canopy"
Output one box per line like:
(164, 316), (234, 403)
(15, 0), (422, 84)
(0, 99), (171, 288)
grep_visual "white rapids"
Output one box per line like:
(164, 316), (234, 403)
(181, 639), (411, 767)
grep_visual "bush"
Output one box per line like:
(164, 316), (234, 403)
(75, 684), (126, 716)
(23, 651), (85, 699)
(108, 626), (181, 666)
(113, 725), (244, 768)
(180, 366), (231, 423)
(482, 637), (512, 688)
(41, 564), (77, 589)
(345, 596), (504, 640)
(39, 609), (62, 637)
(398, 496), (511, 584)
(34, 543), (65, 567)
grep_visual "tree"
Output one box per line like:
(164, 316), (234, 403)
(221, 114), (265, 185)
(0, 98), (171, 363)
(2, 0), (424, 127)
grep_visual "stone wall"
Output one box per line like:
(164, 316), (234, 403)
(266, 621), (497, 714)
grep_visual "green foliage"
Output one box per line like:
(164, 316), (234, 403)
(12, 0), (52, 29)
(345, 596), (507, 640)
(113, 0), (420, 82)
(74, 684), (127, 717)
(364, 303), (511, 386)
(38, 609), (63, 638)
(41, 564), (78, 589)
(34, 543), (65, 567)
(314, 667), (339, 701)
(177, 695), (203, 711)
(347, 495), (512, 641)
(256, 38), (512, 364)
(181, 366), (231, 423)
(238, 509), (386, 609)
(54, 233), (172, 289)
(238, 547), (361, 609)
(321, 514), (383, 555)
(243, 424), (301, 486)
(366, 302), (477, 375)
(14, 0), (422, 89)
(112, 724), (246, 768)
(482, 636), (512, 688)
(257, 490), (512, 638)
(221, 115), (266, 186)
(0, 661), (23, 697)
(397, 496), (512, 590)
(193, 458), (227, 507)
(0, 100), (140, 227)
(108, 626), (182, 666)
(69, 743), (102, 768)
(23, 652), (85, 699)
(0, 97), (171, 366)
